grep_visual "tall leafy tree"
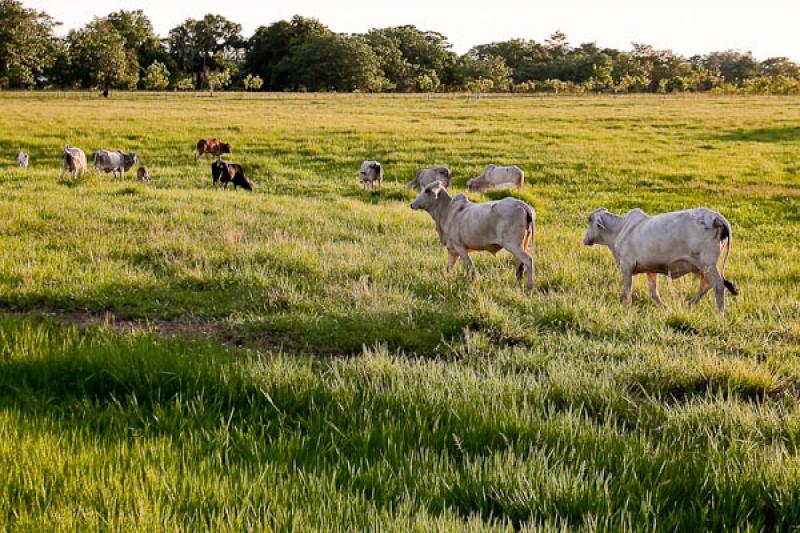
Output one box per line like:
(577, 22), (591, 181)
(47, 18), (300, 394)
(0, 0), (60, 88)
(279, 33), (383, 91)
(68, 18), (139, 93)
(106, 9), (174, 84)
(364, 26), (457, 91)
(246, 16), (331, 90)
(168, 15), (244, 88)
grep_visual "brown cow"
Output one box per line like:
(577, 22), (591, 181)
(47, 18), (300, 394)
(137, 166), (151, 182)
(195, 138), (232, 161)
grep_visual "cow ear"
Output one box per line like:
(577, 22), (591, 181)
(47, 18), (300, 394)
(595, 215), (606, 229)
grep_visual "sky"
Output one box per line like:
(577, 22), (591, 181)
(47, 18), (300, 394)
(24, 0), (800, 60)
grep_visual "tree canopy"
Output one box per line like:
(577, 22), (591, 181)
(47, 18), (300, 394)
(0, 1), (797, 94)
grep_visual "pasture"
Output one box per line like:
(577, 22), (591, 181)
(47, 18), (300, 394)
(0, 92), (799, 530)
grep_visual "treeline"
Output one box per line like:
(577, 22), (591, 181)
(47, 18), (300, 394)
(2, 0), (800, 95)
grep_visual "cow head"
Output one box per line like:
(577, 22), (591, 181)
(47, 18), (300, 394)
(211, 161), (228, 184)
(410, 180), (444, 211)
(124, 153), (138, 170)
(583, 208), (611, 246)
(465, 177), (481, 192)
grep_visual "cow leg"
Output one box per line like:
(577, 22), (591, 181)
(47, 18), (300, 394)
(445, 252), (459, 273)
(455, 248), (477, 278)
(622, 269), (634, 305)
(508, 246), (534, 289)
(706, 268), (726, 315)
(646, 273), (665, 306)
(687, 273), (712, 307)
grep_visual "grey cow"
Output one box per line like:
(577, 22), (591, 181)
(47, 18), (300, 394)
(61, 144), (87, 179)
(467, 164), (524, 192)
(411, 180), (535, 288)
(583, 207), (738, 314)
(17, 151), (29, 169)
(93, 149), (138, 178)
(359, 160), (383, 191)
(408, 166), (451, 191)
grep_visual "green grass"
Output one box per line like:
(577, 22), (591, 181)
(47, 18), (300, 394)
(0, 92), (799, 530)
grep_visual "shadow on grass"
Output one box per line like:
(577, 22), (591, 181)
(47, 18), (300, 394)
(1, 315), (797, 530)
(710, 126), (800, 143)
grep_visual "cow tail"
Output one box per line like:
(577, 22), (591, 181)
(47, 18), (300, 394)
(716, 216), (738, 295)
(92, 151), (98, 167)
(525, 205), (535, 251)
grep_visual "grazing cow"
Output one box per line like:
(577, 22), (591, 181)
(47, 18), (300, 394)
(92, 149), (138, 178)
(410, 180), (535, 288)
(137, 166), (151, 182)
(583, 207), (738, 314)
(196, 138), (232, 160)
(17, 151), (29, 169)
(359, 160), (383, 192)
(211, 161), (254, 191)
(467, 164), (524, 192)
(61, 144), (87, 179)
(408, 166), (451, 191)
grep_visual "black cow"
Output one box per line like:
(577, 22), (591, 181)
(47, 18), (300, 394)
(211, 161), (254, 191)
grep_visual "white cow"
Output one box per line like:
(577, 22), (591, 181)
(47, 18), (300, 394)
(17, 151), (29, 169)
(410, 180), (535, 288)
(93, 149), (138, 178)
(583, 207), (738, 314)
(467, 164), (524, 192)
(61, 144), (87, 179)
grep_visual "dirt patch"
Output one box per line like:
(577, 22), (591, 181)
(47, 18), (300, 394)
(40, 310), (222, 339)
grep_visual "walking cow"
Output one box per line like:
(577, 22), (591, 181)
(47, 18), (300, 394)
(410, 180), (535, 288)
(583, 207), (739, 314)
(61, 144), (87, 179)
(93, 149), (138, 178)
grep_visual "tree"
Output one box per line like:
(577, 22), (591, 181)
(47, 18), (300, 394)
(246, 16), (331, 90)
(69, 18), (139, 93)
(207, 69), (231, 95)
(279, 33), (383, 92)
(453, 54), (512, 91)
(364, 26), (457, 91)
(0, 0), (60, 88)
(243, 73), (263, 91)
(106, 9), (174, 85)
(168, 14), (244, 89)
(142, 60), (170, 90)
(702, 50), (759, 84)
(470, 39), (549, 83)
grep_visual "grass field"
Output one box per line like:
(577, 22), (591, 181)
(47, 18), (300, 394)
(0, 92), (799, 530)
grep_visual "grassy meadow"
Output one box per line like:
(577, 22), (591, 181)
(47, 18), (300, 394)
(0, 91), (799, 530)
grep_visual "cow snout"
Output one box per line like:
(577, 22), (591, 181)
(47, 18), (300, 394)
(583, 236), (594, 246)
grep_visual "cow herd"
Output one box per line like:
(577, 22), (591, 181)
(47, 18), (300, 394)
(382, 158), (738, 315)
(9, 145), (739, 315)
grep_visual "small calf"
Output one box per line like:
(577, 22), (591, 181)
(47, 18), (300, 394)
(137, 166), (151, 182)
(17, 151), (29, 169)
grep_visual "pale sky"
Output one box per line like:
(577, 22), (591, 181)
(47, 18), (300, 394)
(24, 0), (800, 60)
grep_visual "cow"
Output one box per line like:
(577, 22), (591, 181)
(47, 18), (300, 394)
(467, 164), (524, 192)
(359, 160), (383, 192)
(211, 160), (254, 191)
(583, 207), (738, 314)
(408, 166), (451, 191)
(196, 138), (232, 161)
(137, 166), (151, 182)
(92, 149), (137, 178)
(61, 144), (87, 179)
(410, 180), (535, 288)
(17, 151), (29, 169)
